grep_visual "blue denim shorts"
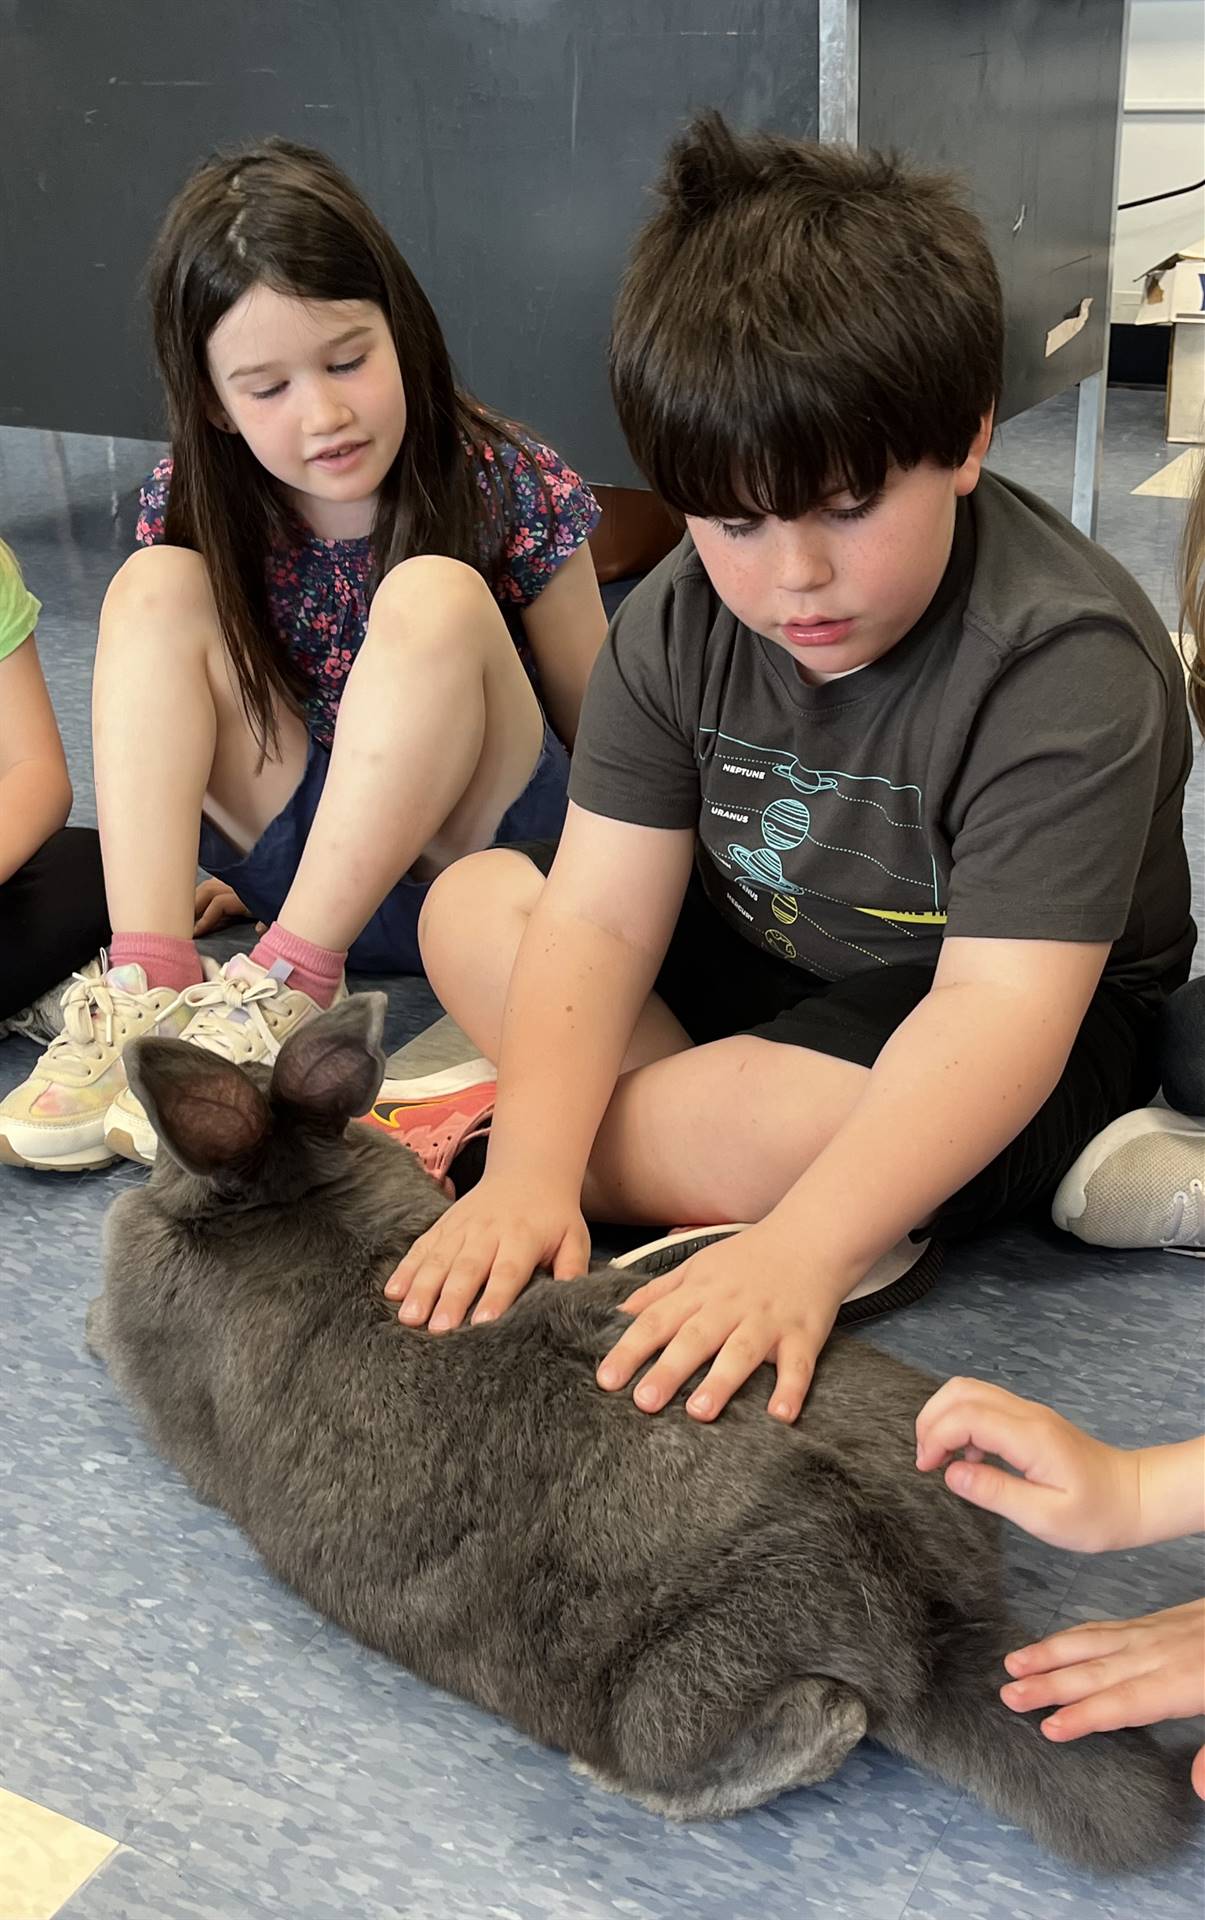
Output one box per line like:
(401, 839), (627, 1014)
(198, 721), (570, 975)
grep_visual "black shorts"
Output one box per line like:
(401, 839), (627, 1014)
(518, 843), (1162, 1242)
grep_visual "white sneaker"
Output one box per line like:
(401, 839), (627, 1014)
(103, 953), (346, 1165)
(611, 1224), (944, 1324)
(0, 961), (204, 1172)
(1052, 1107), (1205, 1254)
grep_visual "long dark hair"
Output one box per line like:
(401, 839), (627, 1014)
(610, 112), (1002, 521)
(148, 137), (533, 758)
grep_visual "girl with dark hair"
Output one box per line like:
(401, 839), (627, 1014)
(0, 138), (605, 1173)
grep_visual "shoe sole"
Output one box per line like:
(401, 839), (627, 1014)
(104, 1124), (155, 1168)
(0, 1133), (116, 1171)
(1051, 1106), (1205, 1233)
(612, 1224), (750, 1270)
(373, 1058), (497, 1104)
(614, 1227), (944, 1327)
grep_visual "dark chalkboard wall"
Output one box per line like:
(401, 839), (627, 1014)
(858, 0), (1125, 426)
(0, 0), (820, 477)
(0, 0), (1123, 480)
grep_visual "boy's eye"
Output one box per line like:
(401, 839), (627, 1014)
(712, 518), (762, 540)
(825, 493), (882, 523)
(331, 353), (367, 375)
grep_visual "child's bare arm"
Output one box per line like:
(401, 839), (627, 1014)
(600, 934), (1111, 1422)
(784, 932), (1111, 1278)
(385, 804), (694, 1328)
(0, 638), (72, 884)
(520, 544), (609, 748)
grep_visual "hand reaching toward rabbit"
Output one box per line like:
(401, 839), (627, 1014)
(999, 1601), (1205, 1781)
(384, 1175), (591, 1330)
(917, 1376), (1205, 1800)
(596, 1223), (848, 1423)
(914, 1377), (1141, 1552)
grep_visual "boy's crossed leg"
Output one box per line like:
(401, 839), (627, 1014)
(418, 845), (870, 1229)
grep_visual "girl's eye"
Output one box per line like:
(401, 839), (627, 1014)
(248, 352), (365, 401)
(825, 493), (882, 523)
(713, 518), (761, 540)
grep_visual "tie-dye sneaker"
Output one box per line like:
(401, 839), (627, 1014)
(103, 952), (344, 1166)
(0, 960), (205, 1172)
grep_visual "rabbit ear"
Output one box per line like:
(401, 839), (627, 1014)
(125, 1037), (272, 1176)
(269, 993), (387, 1125)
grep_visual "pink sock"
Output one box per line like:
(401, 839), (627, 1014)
(250, 921), (347, 1008)
(108, 932), (205, 994)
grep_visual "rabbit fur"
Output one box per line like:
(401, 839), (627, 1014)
(87, 994), (1196, 1869)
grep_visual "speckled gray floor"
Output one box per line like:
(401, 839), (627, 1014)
(1, 389), (1203, 1919)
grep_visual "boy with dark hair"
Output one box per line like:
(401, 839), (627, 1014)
(384, 114), (1194, 1422)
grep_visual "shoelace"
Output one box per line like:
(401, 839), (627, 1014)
(1162, 1179), (1204, 1250)
(45, 961), (182, 1075)
(177, 971), (286, 1064)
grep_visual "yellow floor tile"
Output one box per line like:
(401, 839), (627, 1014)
(1132, 446), (1203, 498)
(0, 1789), (118, 1920)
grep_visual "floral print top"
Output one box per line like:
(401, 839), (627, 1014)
(135, 434), (600, 750)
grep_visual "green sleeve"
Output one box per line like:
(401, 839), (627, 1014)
(0, 563), (41, 662)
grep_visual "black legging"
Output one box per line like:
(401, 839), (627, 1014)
(1160, 974), (1205, 1119)
(0, 826), (110, 1021)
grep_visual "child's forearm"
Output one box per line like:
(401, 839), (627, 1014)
(485, 901), (662, 1195)
(1133, 1439), (1205, 1547)
(764, 976), (1078, 1279)
(0, 759), (73, 885)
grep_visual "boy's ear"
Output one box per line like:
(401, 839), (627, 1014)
(269, 993), (387, 1125)
(125, 1037), (272, 1176)
(955, 409), (995, 496)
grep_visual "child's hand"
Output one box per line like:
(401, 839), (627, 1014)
(915, 1378), (1139, 1552)
(194, 877), (259, 936)
(1001, 1600), (1205, 1797)
(383, 1177), (590, 1332)
(596, 1226), (847, 1423)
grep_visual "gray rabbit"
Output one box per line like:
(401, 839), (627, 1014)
(88, 994), (1195, 1870)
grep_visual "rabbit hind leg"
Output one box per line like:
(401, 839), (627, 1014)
(573, 1675), (867, 1820)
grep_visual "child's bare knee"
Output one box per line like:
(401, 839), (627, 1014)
(102, 543), (213, 621)
(419, 849), (544, 978)
(98, 549), (218, 679)
(372, 555), (498, 635)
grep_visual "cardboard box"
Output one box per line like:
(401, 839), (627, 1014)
(1136, 243), (1205, 444)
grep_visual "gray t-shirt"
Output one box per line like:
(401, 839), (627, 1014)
(569, 472), (1195, 1001)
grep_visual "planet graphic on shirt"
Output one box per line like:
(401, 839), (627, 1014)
(771, 893), (798, 926)
(772, 762), (838, 798)
(727, 797), (814, 891)
(765, 928), (797, 961)
(730, 846), (786, 887)
(762, 798), (812, 851)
